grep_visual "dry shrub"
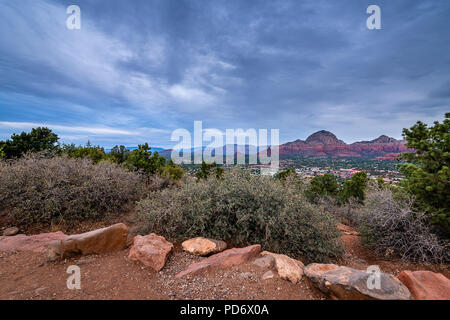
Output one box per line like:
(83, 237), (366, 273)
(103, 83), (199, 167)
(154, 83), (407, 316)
(134, 169), (343, 263)
(317, 196), (361, 227)
(0, 153), (146, 226)
(359, 187), (449, 264)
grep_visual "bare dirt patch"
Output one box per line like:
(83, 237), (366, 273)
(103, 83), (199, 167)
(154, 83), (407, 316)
(0, 245), (325, 300)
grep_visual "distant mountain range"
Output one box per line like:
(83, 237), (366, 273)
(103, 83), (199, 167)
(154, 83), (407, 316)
(159, 130), (411, 161)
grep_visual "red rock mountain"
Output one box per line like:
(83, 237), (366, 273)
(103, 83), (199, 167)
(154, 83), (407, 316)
(279, 130), (410, 159)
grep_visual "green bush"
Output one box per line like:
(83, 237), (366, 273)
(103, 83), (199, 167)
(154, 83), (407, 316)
(134, 169), (343, 263)
(0, 153), (146, 226)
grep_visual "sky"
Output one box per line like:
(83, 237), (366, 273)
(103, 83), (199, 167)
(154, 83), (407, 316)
(0, 0), (449, 148)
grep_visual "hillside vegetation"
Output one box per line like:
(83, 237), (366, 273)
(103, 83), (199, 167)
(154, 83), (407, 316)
(0, 113), (448, 264)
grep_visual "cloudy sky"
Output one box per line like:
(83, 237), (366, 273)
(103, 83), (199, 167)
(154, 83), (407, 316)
(0, 0), (449, 148)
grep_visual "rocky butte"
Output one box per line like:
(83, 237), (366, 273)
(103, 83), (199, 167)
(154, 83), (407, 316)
(278, 130), (411, 159)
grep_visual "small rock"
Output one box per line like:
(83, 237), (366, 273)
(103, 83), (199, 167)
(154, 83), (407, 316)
(261, 251), (304, 284)
(398, 270), (450, 300)
(240, 272), (252, 279)
(128, 233), (173, 271)
(76, 258), (94, 266)
(182, 237), (227, 256)
(252, 255), (275, 269)
(262, 270), (275, 280)
(3, 227), (19, 236)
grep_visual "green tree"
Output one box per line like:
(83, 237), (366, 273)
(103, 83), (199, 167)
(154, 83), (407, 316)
(305, 173), (339, 202)
(274, 168), (298, 180)
(61, 142), (107, 164)
(196, 161), (224, 180)
(109, 145), (130, 164)
(160, 160), (185, 180)
(340, 171), (368, 204)
(398, 113), (450, 232)
(376, 176), (386, 188)
(125, 143), (166, 175)
(0, 127), (59, 159)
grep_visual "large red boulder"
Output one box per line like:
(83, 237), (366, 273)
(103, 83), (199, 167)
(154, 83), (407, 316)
(175, 244), (261, 278)
(304, 263), (411, 300)
(0, 232), (67, 253)
(398, 270), (450, 300)
(128, 233), (173, 271)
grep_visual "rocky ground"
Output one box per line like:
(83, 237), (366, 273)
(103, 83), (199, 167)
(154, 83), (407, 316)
(0, 220), (449, 300)
(0, 246), (325, 300)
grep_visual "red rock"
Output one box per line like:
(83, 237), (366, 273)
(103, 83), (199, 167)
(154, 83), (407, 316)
(0, 232), (67, 253)
(175, 244), (261, 278)
(128, 233), (173, 271)
(304, 263), (411, 300)
(261, 251), (304, 283)
(397, 270), (450, 300)
(47, 223), (128, 260)
(276, 131), (412, 159)
(2, 227), (19, 236)
(181, 237), (227, 256)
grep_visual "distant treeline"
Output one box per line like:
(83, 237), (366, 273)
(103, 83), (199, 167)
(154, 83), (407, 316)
(0, 127), (184, 180)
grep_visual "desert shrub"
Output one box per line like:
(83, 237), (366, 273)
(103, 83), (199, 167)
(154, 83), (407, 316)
(0, 153), (146, 226)
(134, 169), (343, 263)
(318, 196), (361, 227)
(195, 161), (224, 180)
(359, 187), (449, 264)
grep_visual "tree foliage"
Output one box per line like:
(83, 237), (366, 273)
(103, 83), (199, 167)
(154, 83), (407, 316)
(0, 127), (59, 159)
(305, 173), (339, 202)
(196, 161), (224, 180)
(125, 143), (167, 175)
(339, 171), (368, 204)
(398, 113), (450, 233)
(60, 141), (107, 163)
(274, 168), (298, 180)
(109, 145), (130, 164)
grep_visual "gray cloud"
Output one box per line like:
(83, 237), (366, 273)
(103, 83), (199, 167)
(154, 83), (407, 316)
(0, 0), (449, 147)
